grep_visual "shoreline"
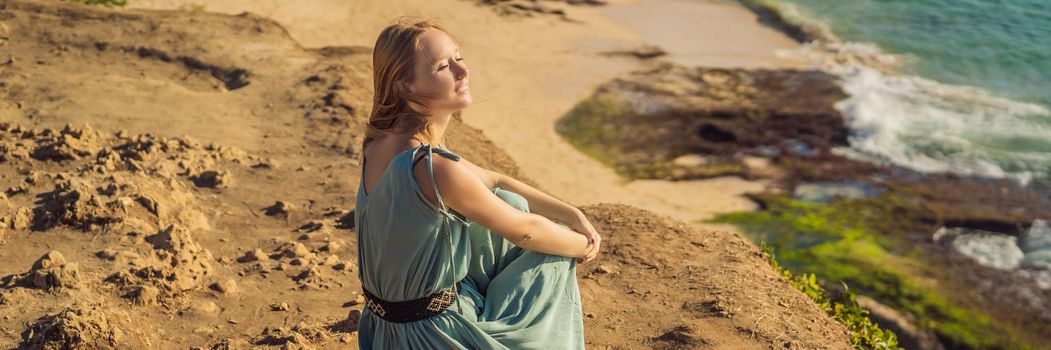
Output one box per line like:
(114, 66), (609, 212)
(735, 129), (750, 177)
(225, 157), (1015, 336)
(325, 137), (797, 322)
(548, 1), (1051, 346)
(738, 0), (1051, 185)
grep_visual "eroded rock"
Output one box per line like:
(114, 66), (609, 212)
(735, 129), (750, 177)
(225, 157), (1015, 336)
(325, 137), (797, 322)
(1, 250), (80, 291)
(19, 303), (124, 349)
(105, 224), (213, 301)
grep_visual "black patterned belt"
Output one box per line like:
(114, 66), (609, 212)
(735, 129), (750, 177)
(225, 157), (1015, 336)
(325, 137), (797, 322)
(361, 281), (462, 323)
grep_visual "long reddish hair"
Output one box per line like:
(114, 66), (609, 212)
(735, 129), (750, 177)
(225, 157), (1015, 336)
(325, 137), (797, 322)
(364, 18), (451, 152)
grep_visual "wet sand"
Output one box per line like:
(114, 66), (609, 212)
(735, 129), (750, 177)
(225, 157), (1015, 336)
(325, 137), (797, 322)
(602, 0), (805, 68)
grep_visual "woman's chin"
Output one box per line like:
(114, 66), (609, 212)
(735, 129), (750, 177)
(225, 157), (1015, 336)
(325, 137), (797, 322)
(452, 95), (473, 108)
(432, 96), (472, 112)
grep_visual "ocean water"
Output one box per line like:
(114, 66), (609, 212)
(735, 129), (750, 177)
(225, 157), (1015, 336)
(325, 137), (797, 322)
(741, 0), (1051, 183)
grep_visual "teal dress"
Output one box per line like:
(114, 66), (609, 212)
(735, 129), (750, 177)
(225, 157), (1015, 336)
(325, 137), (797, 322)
(354, 142), (585, 349)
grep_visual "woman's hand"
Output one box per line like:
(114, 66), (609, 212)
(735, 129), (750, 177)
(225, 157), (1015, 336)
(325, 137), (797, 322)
(568, 210), (601, 264)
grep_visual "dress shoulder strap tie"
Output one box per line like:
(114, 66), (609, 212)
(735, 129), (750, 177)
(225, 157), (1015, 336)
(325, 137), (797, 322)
(422, 142), (467, 315)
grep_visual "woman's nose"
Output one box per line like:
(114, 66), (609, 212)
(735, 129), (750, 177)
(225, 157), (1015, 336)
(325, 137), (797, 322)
(452, 61), (469, 80)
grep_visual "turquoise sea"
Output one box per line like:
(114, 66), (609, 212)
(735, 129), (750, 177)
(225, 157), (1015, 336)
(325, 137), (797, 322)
(742, 0), (1051, 182)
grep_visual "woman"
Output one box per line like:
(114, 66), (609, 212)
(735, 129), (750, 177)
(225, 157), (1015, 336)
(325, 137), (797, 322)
(354, 18), (602, 349)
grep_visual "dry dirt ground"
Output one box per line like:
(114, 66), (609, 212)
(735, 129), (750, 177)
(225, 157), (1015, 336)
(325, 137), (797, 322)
(0, 1), (851, 348)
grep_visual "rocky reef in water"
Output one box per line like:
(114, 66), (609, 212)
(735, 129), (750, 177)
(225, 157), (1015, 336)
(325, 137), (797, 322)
(557, 61), (1051, 349)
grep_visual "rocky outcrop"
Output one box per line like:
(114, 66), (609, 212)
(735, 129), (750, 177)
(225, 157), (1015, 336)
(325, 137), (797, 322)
(19, 303), (126, 350)
(556, 62), (849, 181)
(1, 250), (80, 291)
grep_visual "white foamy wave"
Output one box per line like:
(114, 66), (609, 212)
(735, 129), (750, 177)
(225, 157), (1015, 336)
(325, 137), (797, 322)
(933, 220), (1051, 289)
(933, 227), (1024, 270)
(777, 40), (904, 72)
(738, 0), (838, 42)
(767, 8), (1051, 183)
(829, 64), (1051, 184)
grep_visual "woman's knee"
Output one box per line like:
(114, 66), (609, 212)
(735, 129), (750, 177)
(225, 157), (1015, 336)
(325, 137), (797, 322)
(531, 251), (576, 272)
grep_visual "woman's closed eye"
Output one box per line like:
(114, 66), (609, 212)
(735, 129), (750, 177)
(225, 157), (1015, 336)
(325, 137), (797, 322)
(435, 57), (465, 73)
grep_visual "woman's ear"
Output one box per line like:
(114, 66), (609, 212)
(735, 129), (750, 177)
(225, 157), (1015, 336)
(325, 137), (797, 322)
(398, 80), (415, 95)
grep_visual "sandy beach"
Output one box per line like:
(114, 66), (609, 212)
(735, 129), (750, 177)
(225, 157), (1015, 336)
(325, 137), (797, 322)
(602, 0), (804, 69)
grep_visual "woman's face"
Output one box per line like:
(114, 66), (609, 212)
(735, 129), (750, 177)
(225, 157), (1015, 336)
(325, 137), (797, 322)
(406, 29), (471, 114)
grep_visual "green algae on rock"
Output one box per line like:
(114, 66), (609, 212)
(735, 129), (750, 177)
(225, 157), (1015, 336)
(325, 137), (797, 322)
(555, 63), (846, 181)
(712, 195), (1049, 349)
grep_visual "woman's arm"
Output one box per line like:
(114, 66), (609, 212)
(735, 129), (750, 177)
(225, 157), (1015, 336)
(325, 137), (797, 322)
(416, 156), (596, 260)
(458, 157), (602, 263)
(458, 158), (582, 225)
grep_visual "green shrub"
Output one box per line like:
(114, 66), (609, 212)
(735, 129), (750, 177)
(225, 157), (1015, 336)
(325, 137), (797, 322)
(760, 244), (901, 350)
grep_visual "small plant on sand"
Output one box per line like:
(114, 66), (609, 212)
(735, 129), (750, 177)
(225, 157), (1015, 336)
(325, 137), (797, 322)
(74, 0), (127, 7)
(179, 3), (207, 12)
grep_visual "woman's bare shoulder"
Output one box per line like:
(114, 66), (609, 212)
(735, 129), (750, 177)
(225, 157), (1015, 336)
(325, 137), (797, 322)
(412, 151), (473, 206)
(411, 152), (530, 233)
